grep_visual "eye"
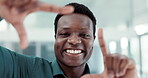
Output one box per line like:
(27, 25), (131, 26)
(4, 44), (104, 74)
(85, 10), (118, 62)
(80, 33), (91, 38)
(59, 33), (70, 37)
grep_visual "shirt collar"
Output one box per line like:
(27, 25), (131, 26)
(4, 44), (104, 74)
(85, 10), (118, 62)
(0, 17), (3, 21)
(51, 59), (90, 77)
(51, 59), (64, 76)
(83, 63), (90, 74)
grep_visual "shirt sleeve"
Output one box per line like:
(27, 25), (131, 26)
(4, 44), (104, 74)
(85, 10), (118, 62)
(0, 46), (36, 78)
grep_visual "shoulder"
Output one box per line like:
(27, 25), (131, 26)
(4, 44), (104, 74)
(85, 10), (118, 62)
(0, 46), (53, 77)
(0, 46), (50, 64)
(0, 46), (35, 61)
(0, 45), (51, 63)
(0, 46), (38, 67)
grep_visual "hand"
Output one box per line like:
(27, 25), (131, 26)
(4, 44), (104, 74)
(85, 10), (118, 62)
(0, 0), (74, 49)
(81, 28), (138, 78)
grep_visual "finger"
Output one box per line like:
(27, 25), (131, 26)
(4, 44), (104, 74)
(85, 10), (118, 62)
(106, 55), (113, 72)
(80, 74), (102, 78)
(0, 0), (5, 3)
(108, 71), (115, 78)
(119, 58), (128, 77)
(112, 54), (121, 77)
(98, 28), (109, 74)
(81, 74), (114, 78)
(119, 58), (136, 76)
(12, 0), (34, 7)
(98, 28), (109, 56)
(33, 2), (74, 14)
(12, 23), (28, 49)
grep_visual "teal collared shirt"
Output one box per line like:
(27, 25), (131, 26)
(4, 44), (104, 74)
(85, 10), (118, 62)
(51, 60), (90, 78)
(0, 17), (3, 21)
(52, 60), (66, 77)
(0, 46), (90, 78)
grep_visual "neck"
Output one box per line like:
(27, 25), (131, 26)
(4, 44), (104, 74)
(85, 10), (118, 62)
(59, 62), (86, 78)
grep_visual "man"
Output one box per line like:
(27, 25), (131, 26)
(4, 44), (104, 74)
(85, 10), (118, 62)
(54, 3), (138, 78)
(0, 2), (138, 78)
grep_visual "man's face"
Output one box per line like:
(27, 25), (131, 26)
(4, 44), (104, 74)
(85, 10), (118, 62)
(54, 14), (95, 67)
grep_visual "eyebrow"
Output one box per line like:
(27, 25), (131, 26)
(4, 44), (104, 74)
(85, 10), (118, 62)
(57, 26), (92, 34)
(58, 26), (89, 30)
(60, 27), (70, 30)
(80, 28), (88, 30)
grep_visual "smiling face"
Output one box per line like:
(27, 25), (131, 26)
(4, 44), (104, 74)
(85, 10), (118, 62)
(54, 14), (95, 67)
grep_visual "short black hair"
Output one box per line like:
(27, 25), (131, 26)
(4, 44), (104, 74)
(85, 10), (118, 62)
(54, 3), (96, 35)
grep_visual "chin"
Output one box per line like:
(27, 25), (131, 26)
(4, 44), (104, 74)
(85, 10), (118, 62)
(64, 61), (86, 67)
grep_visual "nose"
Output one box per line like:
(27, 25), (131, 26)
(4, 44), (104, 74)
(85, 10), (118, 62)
(67, 34), (81, 45)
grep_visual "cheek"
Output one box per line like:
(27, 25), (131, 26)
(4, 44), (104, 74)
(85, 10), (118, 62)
(87, 41), (94, 54)
(54, 39), (63, 58)
(54, 38), (66, 51)
(55, 39), (61, 50)
(85, 40), (94, 56)
(85, 40), (94, 49)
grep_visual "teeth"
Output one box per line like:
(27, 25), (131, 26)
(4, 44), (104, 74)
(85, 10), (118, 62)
(66, 50), (82, 54)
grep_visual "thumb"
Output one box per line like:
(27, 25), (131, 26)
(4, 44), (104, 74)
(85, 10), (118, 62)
(12, 23), (28, 49)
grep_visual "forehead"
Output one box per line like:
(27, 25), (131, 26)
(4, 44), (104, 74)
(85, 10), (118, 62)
(57, 14), (93, 30)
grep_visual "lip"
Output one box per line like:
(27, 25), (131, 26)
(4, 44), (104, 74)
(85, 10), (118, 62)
(63, 51), (84, 59)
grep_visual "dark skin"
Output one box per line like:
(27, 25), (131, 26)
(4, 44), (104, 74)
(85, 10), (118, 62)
(54, 13), (95, 78)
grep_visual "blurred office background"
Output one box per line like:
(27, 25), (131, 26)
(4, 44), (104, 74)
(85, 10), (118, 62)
(0, 0), (148, 78)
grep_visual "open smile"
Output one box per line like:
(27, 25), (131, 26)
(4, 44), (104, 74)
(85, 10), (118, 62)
(66, 49), (82, 54)
(64, 49), (84, 55)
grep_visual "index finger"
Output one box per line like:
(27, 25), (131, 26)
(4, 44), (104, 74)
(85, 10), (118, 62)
(98, 28), (109, 56)
(98, 28), (110, 74)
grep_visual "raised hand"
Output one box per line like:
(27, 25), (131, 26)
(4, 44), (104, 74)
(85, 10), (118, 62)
(81, 28), (138, 78)
(0, 0), (74, 49)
